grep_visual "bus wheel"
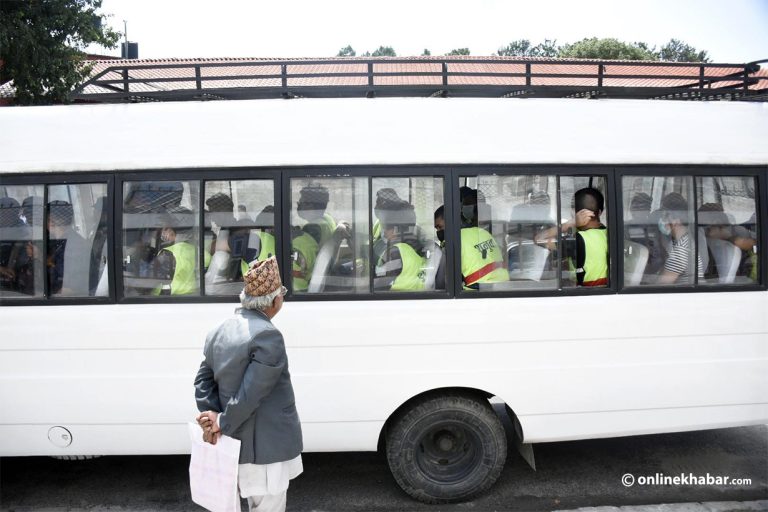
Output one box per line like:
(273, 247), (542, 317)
(385, 392), (507, 503)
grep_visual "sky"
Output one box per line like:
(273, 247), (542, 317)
(88, 0), (768, 63)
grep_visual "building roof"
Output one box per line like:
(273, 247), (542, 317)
(2, 55), (767, 103)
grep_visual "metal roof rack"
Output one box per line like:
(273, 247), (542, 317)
(72, 57), (768, 103)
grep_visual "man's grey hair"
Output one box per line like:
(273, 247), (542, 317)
(239, 287), (282, 311)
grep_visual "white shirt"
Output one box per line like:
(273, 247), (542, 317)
(238, 455), (303, 498)
(214, 413), (303, 498)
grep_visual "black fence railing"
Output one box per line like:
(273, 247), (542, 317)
(72, 57), (768, 103)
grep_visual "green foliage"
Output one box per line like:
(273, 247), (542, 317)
(336, 45), (356, 57)
(497, 39), (558, 57)
(658, 38), (710, 62)
(446, 48), (470, 56)
(371, 46), (397, 57)
(558, 37), (656, 60)
(0, 0), (120, 105)
(421, 49), (431, 56)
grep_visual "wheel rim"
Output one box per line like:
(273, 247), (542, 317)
(414, 420), (483, 485)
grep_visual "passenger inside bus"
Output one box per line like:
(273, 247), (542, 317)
(655, 193), (703, 285)
(373, 191), (426, 291)
(372, 188), (403, 262)
(460, 189), (508, 289)
(433, 205), (446, 291)
(153, 210), (198, 295)
(291, 185), (336, 292)
(46, 200), (91, 296)
(204, 192), (251, 281)
(535, 187), (609, 287)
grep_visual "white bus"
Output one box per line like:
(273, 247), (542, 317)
(1, 96), (766, 503)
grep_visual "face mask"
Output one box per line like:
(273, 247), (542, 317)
(461, 205), (475, 222)
(658, 218), (672, 236)
(436, 229), (444, 243)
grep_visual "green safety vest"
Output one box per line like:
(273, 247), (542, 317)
(577, 228), (608, 286)
(291, 231), (319, 292)
(240, 231), (277, 276)
(388, 242), (426, 291)
(318, 213), (336, 245)
(460, 227), (508, 287)
(160, 242), (198, 295)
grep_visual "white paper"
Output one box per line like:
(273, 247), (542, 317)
(188, 422), (241, 512)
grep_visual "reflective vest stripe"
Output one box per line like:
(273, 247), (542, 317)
(582, 277), (608, 287)
(464, 261), (504, 286)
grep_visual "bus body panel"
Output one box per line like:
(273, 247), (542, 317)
(1, 98), (768, 173)
(1, 292), (766, 456)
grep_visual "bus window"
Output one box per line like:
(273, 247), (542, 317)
(47, 184), (108, 297)
(372, 177), (444, 292)
(0, 186), (43, 298)
(696, 176), (759, 285)
(462, 175), (558, 291)
(622, 176), (699, 286)
(290, 177), (369, 294)
(203, 180), (275, 296)
(122, 180), (200, 297)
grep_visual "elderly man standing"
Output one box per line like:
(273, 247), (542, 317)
(194, 256), (303, 512)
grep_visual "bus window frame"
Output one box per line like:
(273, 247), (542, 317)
(115, 168), (283, 305)
(1, 164), (764, 306)
(450, 166), (620, 300)
(279, 165), (455, 302)
(614, 165), (766, 295)
(0, 171), (115, 306)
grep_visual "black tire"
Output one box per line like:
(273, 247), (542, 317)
(386, 392), (507, 504)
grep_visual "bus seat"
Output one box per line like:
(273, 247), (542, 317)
(507, 241), (549, 281)
(623, 240), (649, 287)
(708, 238), (740, 284)
(697, 227), (709, 273)
(307, 238), (339, 293)
(422, 245), (443, 291)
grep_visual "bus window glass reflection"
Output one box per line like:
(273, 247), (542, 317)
(122, 181), (200, 297)
(290, 177), (369, 294)
(204, 180), (275, 296)
(372, 177), (444, 293)
(0, 188), (44, 298)
(47, 183), (108, 297)
(696, 176), (760, 285)
(622, 176), (699, 286)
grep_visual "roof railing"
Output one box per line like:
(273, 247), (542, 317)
(72, 57), (768, 103)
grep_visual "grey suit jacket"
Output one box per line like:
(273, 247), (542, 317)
(194, 308), (303, 464)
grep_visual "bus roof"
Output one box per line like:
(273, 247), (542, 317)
(1, 97), (767, 174)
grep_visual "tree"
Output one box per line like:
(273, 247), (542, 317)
(446, 48), (470, 56)
(658, 38), (710, 63)
(0, 0), (120, 105)
(336, 45), (356, 57)
(497, 39), (559, 57)
(371, 46), (397, 57)
(421, 49), (431, 56)
(558, 37), (656, 60)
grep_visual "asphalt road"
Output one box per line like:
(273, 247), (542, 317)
(1, 424), (766, 511)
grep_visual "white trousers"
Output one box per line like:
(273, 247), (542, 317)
(246, 490), (287, 512)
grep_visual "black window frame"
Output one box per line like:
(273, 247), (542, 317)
(615, 165), (766, 295)
(115, 168), (283, 305)
(451, 166), (619, 299)
(1, 164), (764, 306)
(0, 171), (115, 306)
(281, 165), (454, 302)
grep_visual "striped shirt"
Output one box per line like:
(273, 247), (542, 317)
(664, 232), (704, 283)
